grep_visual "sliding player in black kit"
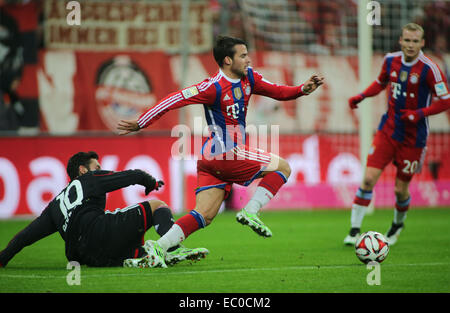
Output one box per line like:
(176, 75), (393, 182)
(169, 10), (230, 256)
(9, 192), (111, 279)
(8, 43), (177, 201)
(0, 151), (208, 268)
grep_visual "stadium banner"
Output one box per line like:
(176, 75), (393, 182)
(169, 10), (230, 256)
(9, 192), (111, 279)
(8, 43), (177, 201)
(0, 134), (449, 219)
(230, 181), (450, 210)
(43, 0), (213, 53)
(38, 50), (181, 133)
(0, 135), (195, 218)
(36, 50), (450, 134)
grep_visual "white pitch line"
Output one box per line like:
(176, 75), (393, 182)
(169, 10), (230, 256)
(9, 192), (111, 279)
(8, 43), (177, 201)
(1, 262), (449, 280)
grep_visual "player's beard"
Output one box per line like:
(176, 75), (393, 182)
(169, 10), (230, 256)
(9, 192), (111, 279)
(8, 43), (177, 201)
(231, 64), (247, 78)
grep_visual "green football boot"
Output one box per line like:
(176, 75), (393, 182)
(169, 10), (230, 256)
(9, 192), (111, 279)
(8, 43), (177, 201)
(236, 209), (272, 238)
(141, 240), (167, 268)
(165, 245), (209, 266)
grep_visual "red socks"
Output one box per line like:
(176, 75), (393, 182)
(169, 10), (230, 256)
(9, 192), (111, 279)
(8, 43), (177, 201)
(353, 188), (373, 206)
(258, 171), (287, 196)
(396, 197), (411, 212)
(175, 210), (206, 238)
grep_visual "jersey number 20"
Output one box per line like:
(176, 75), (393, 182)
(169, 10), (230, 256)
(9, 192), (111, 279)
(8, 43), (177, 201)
(402, 160), (418, 175)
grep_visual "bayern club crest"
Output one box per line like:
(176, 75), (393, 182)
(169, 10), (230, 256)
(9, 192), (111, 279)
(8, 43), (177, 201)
(95, 55), (155, 131)
(245, 84), (251, 95)
(410, 73), (419, 84)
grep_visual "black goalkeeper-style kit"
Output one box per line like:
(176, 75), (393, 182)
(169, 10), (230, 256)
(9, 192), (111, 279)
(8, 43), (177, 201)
(0, 169), (158, 267)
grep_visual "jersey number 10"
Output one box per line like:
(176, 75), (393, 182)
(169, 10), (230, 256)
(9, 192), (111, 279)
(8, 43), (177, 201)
(56, 180), (84, 232)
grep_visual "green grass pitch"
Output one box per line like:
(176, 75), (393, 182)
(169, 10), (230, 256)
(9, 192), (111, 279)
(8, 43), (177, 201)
(1, 208), (449, 293)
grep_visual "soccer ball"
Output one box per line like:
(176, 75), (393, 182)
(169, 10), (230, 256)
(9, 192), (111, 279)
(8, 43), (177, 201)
(355, 231), (389, 264)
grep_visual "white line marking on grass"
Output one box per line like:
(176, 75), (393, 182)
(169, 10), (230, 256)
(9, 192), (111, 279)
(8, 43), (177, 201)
(1, 262), (449, 280)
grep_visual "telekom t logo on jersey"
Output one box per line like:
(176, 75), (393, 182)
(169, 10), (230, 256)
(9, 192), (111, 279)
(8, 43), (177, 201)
(391, 82), (402, 99)
(226, 103), (243, 119)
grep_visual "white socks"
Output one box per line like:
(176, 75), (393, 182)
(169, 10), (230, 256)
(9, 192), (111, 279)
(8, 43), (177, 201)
(351, 204), (408, 229)
(157, 224), (185, 251)
(244, 186), (274, 214)
(350, 204), (367, 229)
(393, 210), (407, 225)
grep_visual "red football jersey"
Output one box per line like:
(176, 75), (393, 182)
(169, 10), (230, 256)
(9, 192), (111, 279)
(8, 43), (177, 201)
(375, 50), (449, 147)
(137, 67), (304, 156)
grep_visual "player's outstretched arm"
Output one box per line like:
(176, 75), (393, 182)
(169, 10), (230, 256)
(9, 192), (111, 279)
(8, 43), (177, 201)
(0, 207), (56, 267)
(117, 119), (140, 135)
(348, 81), (386, 109)
(302, 75), (325, 95)
(251, 70), (323, 100)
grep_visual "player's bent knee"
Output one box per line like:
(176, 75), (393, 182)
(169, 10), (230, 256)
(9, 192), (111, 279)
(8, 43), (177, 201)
(361, 167), (383, 190)
(278, 159), (291, 178)
(147, 200), (169, 213)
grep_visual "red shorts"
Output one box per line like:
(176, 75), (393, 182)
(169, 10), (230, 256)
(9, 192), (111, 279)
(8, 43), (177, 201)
(366, 130), (426, 182)
(196, 145), (272, 199)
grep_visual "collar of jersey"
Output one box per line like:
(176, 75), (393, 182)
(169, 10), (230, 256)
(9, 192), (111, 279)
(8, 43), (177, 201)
(219, 68), (241, 84)
(401, 50), (423, 67)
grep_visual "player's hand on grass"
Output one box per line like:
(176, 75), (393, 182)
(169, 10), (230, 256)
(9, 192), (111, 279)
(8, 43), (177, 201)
(348, 93), (365, 109)
(400, 109), (424, 124)
(302, 75), (324, 95)
(117, 119), (140, 135)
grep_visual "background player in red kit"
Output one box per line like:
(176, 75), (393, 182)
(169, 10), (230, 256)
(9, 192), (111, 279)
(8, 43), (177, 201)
(344, 23), (450, 246)
(117, 36), (324, 267)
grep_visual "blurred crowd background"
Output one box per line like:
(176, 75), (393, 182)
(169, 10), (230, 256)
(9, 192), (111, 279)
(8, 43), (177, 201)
(1, 0), (448, 134)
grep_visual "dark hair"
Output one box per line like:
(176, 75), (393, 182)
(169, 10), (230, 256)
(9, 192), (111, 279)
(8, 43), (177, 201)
(66, 151), (99, 180)
(213, 35), (247, 67)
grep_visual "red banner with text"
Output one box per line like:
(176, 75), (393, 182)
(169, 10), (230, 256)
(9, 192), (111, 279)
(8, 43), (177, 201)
(1, 134), (449, 218)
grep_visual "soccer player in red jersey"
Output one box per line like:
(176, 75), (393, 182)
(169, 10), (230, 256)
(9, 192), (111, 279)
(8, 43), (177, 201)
(344, 23), (450, 246)
(117, 36), (324, 267)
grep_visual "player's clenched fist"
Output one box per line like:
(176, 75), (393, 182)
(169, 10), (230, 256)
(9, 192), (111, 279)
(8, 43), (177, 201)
(140, 171), (165, 195)
(348, 93), (365, 109)
(400, 109), (424, 124)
